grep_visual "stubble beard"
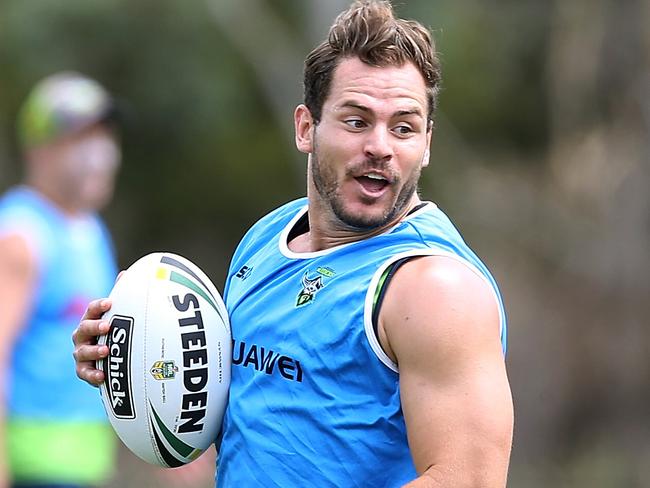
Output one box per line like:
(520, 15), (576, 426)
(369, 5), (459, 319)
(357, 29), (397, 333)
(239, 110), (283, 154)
(310, 140), (421, 231)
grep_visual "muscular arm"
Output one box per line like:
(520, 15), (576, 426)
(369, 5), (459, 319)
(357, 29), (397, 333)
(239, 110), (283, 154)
(378, 256), (513, 488)
(0, 235), (38, 487)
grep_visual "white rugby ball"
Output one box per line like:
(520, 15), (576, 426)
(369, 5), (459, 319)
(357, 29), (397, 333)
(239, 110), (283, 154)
(97, 252), (231, 467)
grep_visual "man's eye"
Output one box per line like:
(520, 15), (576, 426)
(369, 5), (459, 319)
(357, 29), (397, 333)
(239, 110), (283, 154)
(345, 119), (366, 129)
(394, 125), (414, 135)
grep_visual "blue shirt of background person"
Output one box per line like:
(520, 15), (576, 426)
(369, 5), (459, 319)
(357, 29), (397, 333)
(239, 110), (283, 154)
(0, 72), (121, 488)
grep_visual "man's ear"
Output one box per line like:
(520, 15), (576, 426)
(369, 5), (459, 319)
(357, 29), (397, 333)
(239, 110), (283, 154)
(421, 124), (433, 168)
(294, 104), (314, 154)
(421, 148), (430, 168)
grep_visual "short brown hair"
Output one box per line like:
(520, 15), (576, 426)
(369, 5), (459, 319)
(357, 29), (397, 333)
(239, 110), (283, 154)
(303, 0), (441, 125)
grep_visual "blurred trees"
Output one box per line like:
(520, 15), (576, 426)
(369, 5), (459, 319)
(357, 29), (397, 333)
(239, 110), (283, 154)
(0, 1), (648, 487)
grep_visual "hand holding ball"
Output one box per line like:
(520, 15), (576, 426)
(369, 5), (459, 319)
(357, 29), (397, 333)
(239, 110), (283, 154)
(96, 252), (231, 467)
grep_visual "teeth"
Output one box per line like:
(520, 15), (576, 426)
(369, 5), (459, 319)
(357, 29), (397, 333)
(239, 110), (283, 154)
(365, 173), (386, 181)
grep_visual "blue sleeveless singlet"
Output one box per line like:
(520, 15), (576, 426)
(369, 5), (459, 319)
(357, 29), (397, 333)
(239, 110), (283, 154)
(217, 198), (506, 487)
(0, 186), (117, 421)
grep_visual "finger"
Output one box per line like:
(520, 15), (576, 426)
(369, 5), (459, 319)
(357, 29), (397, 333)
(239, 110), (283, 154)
(76, 360), (106, 386)
(73, 343), (109, 363)
(116, 270), (125, 283)
(74, 342), (109, 387)
(72, 319), (110, 346)
(81, 298), (112, 321)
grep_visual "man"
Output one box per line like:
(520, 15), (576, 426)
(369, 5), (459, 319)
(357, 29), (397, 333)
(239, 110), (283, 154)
(74, 1), (514, 486)
(0, 72), (121, 488)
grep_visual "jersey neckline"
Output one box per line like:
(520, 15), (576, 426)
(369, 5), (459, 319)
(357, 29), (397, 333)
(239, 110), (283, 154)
(278, 201), (437, 260)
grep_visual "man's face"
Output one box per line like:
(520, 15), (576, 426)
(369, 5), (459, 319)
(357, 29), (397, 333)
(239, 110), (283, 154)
(303, 57), (431, 230)
(50, 123), (121, 212)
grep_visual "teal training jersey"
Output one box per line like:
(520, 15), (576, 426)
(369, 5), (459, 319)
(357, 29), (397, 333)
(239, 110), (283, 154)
(0, 186), (117, 420)
(217, 198), (506, 487)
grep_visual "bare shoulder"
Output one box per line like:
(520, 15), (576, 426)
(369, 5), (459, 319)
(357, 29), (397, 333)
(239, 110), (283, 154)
(378, 255), (512, 481)
(377, 254), (503, 367)
(0, 233), (36, 275)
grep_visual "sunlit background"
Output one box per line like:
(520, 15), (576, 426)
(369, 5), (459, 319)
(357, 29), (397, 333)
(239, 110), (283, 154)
(1, 1), (649, 487)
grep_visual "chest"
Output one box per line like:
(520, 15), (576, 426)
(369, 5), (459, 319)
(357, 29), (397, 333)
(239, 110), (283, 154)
(226, 243), (391, 385)
(34, 220), (115, 320)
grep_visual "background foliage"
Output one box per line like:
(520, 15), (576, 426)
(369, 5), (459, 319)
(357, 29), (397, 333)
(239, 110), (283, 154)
(1, 1), (648, 486)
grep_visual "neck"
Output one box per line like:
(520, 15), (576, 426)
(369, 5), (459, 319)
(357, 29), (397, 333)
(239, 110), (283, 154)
(25, 179), (80, 216)
(289, 194), (422, 253)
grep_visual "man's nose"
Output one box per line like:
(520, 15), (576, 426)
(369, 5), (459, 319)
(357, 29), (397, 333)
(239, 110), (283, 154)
(363, 125), (393, 163)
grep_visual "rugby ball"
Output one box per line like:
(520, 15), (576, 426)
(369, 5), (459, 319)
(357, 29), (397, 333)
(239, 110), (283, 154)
(97, 252), (231, 467)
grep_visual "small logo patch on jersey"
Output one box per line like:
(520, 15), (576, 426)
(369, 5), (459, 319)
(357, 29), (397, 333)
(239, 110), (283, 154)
(235, 265), (253, 280)
(150, 360), (178, 380)
(296, 267), (335, 307)
(316, 266), (335, 277)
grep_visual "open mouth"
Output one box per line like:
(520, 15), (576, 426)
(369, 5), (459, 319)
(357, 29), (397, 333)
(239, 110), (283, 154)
(355, 173), (390, 193)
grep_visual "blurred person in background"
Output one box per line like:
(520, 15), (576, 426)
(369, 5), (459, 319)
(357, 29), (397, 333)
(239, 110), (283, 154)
(73, 1), (514, 486)
(0, 72), (216, 488)
(0, 72), (121, 488)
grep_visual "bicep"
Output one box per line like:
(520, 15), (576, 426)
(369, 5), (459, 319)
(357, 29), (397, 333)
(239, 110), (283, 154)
(399, 338), (512, 479)
(381, 256), (513, 485)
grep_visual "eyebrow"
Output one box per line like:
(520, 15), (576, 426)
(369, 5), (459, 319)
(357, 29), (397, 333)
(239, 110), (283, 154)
(339, 101), (424, 118)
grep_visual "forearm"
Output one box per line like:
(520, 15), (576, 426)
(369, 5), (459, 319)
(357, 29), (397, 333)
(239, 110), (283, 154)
(401, 462), (508, 488)
(401, 465), (456, 488)
(401, 468), (442, 487)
